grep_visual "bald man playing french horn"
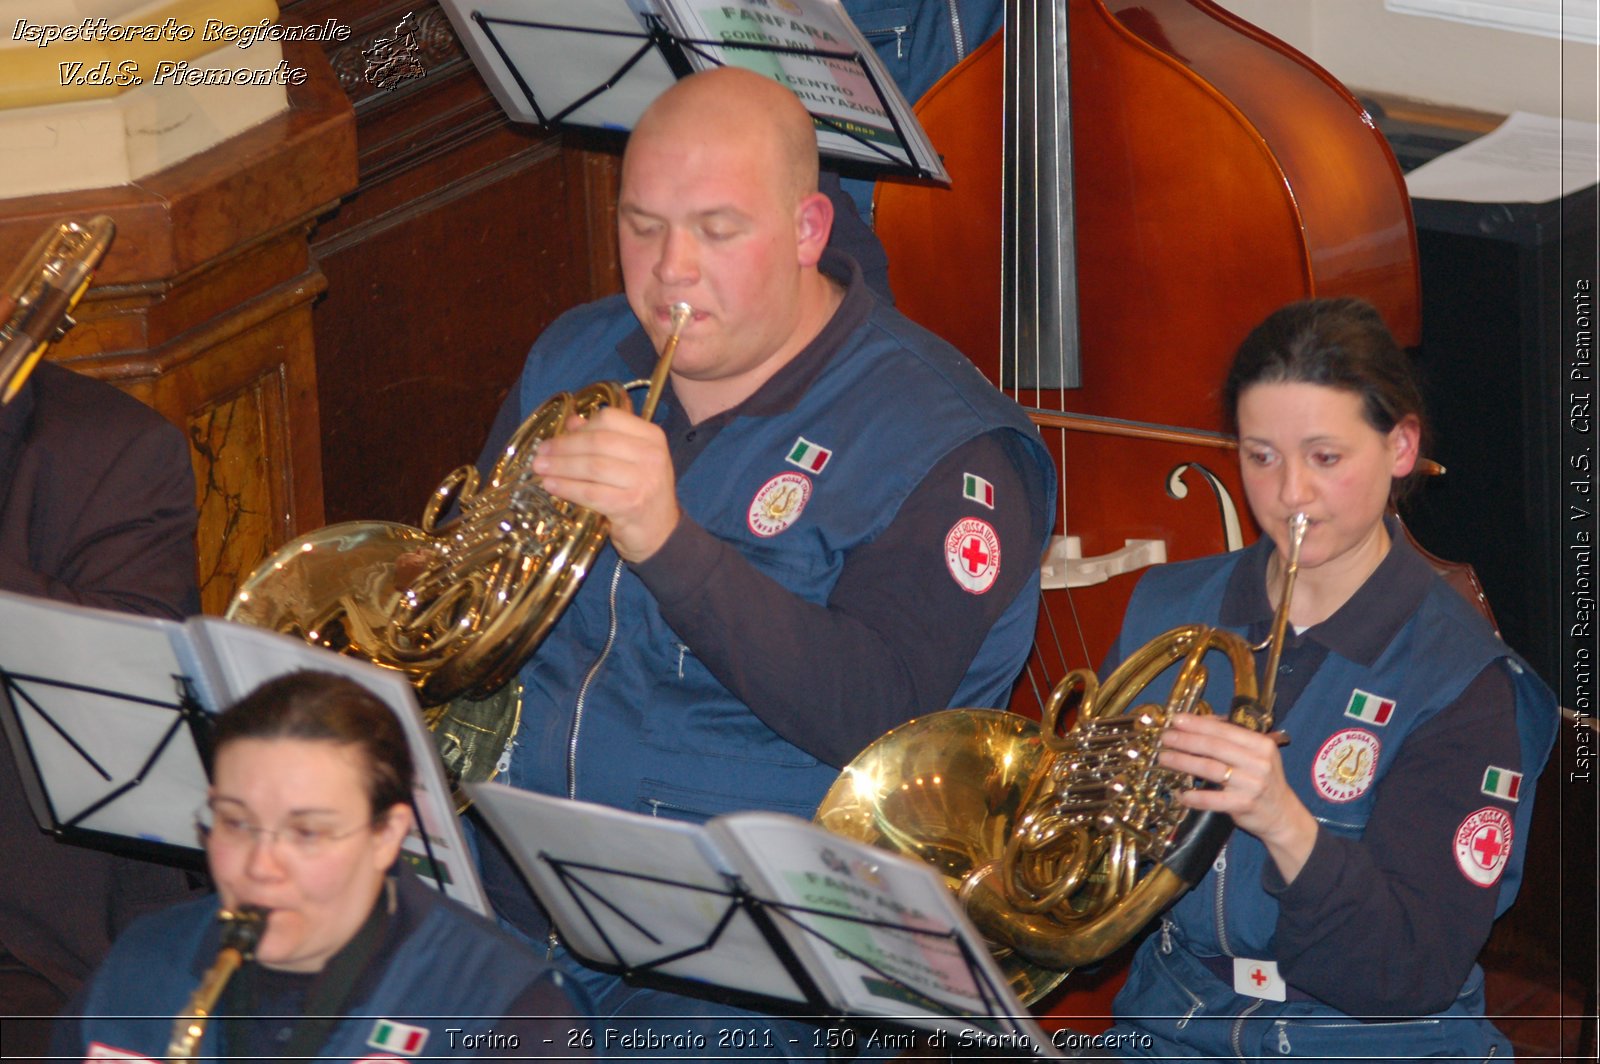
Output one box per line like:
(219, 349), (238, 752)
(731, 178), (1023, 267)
(474, 68), (1055, 1048)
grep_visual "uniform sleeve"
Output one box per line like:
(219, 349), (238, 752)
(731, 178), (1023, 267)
(1264, 662), (1519, 1015)
(632, 429), (1046, 767)
(0, 415), (198, 620)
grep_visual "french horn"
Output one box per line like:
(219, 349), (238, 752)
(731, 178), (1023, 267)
(815, 513), (1310, 1005)
(227, 303), (694, 794)
(1, 216), (115, 405)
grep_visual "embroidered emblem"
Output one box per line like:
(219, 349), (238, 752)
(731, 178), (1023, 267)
(368, 1019), (429, 1056)
(785, 436), (832, 474)
(747, 472), (812, 537)
(85, 1045), (157, 1061)
(1310, 728), (1380, 802)
(1343, 688), (1395, 726)
(1232, 957), (1287, 1002)
(944, 517), (1001, 594)
(1454, 807), (1514, 887)
(1481, 766), (1523, 802)
(962, 472), (995, 509)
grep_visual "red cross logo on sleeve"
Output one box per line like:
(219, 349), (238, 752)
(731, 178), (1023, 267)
(1251, 968), (1268, 987)
(1454, 807), (1513, 887)
(944, 518), (1001, 594)
(960, 535), (990, 574)
(1471, 826), (1505, 867)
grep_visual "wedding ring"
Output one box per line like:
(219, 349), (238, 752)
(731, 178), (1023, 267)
(1221, 766), (1234, 786)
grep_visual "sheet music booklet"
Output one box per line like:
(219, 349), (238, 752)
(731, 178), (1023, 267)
(438, 0), (949, 182)
(0, 590), (488, 916)
(470, 781), (1062, 1054)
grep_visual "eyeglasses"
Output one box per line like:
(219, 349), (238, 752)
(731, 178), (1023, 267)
(196, 803), (375, 857)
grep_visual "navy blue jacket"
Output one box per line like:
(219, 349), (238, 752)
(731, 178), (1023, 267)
(1105, 528), (1557, 1060)
(59, 869), (586, 1061)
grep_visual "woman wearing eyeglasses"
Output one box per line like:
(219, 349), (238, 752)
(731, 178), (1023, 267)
(55, 671), (591, 1061)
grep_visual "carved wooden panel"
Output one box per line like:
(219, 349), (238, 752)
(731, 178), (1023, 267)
(282, 0), (623, 525)
(0, 41), (356, 612)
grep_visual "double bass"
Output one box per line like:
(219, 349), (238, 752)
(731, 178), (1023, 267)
(874, 0), (1420, 708)
(867, 0), (1422, 1017)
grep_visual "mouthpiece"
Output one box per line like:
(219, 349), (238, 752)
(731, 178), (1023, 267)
(639, 303), (694, 422)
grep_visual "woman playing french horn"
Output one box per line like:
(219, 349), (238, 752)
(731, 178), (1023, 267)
(1102, 298), (1557, 1060)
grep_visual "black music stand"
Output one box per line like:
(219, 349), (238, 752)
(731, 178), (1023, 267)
(0, 590), (490, 913)
(0, 665), (211, 867)
(469, 781), (1063, 1056)
(437, 0), (949, 182)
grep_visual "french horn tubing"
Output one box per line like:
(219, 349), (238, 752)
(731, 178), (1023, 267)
(1, 216), (115, 405)
(226, 303), (694, 797)
(815, 512), (1310, 1005)
(165, 905), (267, 1063)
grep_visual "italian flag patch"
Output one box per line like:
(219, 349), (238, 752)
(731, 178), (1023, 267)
(1481, 766), (1523, 802)
(367, 1019), (428, 1056)
(785, 436), (832, 474)
(963, 473), (995, 509)
(1343, 689), (1395, 726)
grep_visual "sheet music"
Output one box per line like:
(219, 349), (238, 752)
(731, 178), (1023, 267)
(661, 0), (944, 176)
(440, 0), (948, 179)
(469, 782), (810, 1002)
(440, 0), (677, 128)
(1404, 110), (1600, 203)
(0, 592), (207, 847)
(0, 593), (489, 915)
(713, 813), (1056, 1051)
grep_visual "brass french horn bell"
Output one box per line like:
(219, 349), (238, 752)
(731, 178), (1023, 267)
(227, 303), (695, 795)
(1, 216), (115, 405)
(816, 512), (1311, 1005)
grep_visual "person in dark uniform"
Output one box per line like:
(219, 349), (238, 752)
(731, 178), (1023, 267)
(0, 360), (201, 1060)
(473, 66), (1055, 1054)
(1102, 298), (1558, 1060)
(55, 671), (590, 1061)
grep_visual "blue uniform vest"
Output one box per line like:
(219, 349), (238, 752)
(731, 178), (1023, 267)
(506, 294), (1055, 822)
(74, 881), (567, 1062)
(1105, 540), (1557, 1060)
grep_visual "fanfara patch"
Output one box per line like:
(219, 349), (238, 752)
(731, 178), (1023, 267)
(1454, 806), (1515, 887)
(945, 517), (1001, 594)
(748, 472), (812, 537)
(367, 1019), (429, 1056)
(1311, 728), (1381, 802)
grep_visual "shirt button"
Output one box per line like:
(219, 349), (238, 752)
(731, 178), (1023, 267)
(685, 429), (698, 442)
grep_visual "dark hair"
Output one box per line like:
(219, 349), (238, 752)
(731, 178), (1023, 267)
(211, 671), (414, 817)
(1223, 298), (1428, 493)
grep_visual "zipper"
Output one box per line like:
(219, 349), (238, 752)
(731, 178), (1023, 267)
(1275, 1020), (1289, 1055)
(1214, 840), (1234, 956)
(566, 558), (625, 800)
(1229, 999), (1264, 1061)
(864, 24), (910, 60)
(946, 0), (968, 61)
(1155, 919), (1204, 1029)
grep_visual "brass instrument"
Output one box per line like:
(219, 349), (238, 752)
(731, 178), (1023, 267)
(227, 303), (694, 792)
(816, 512), (1311, 1004)
(1, 216), (115, 405)
(166, 905), (267, 1063)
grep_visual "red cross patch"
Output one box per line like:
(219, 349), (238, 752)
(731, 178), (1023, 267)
(1453, 806), (1514, 888)
(944, 517), (1001, 594)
